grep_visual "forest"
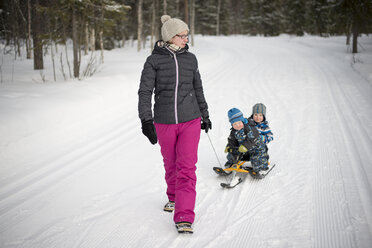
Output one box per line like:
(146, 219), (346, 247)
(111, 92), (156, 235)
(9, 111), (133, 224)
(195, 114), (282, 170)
(1, 0), (371, 79)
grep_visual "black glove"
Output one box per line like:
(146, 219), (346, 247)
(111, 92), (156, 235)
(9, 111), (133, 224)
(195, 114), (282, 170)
(201, 117), (212, 133)
(141, 120), (157, 145)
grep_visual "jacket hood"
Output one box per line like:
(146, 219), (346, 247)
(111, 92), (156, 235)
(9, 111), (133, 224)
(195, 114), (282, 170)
(152, 40), (189, 55)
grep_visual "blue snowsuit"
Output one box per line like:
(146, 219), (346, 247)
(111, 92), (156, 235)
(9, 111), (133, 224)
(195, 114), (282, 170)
(225, 119), (269, 171)
(248, 116), (273, 144)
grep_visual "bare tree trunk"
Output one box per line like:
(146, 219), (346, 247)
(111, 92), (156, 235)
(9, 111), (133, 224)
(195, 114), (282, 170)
(90, 28), (95, 52)
(121, 21), (126, 48)
(163, 0), (167, 15)
(51, 41), (56, 81)
(100, 2), (104, 63)
(85, 22), (89, 55)
(16, 37), (21, 58)
(190, 0), (195, 46)
(155, 0), (160, 41)
(61, 21), (72, 78)
(137, 0), (143, 52)
(122, 34), (126, 48)
(15, 0), (30, 59)
(176, 0), (179, 17)
(12, 0), (30, 56)
(27, 0), (32, 59)
(47, 13), (56, 81)
(32, 0), (44, 70)
(78, 38), (82, 75)
(72, 4), (80, 78)
(352, 23), (358, 53)
(65, 43), (72, 78)
(151, 0), (156, 49)
(216, 0), (221, 36)
(54, 20), (58, 54)
(60, 52), (66, 80)
(346, 18), (352, 46)
(184, 0), (189, 24)
(99, 30), (104, 62)
(12, 0), (21, 58)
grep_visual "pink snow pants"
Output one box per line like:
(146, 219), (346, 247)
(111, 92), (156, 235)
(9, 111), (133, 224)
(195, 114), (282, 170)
(154, 117), (201, 224)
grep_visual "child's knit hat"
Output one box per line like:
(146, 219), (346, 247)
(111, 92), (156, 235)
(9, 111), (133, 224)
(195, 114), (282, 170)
(228, 108), (245, 125)
(161, 15), (189, 42)
(252, 103), (266, 116)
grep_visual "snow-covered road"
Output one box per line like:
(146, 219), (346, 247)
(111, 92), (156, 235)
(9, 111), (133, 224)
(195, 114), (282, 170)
(1, 35), (372, 247)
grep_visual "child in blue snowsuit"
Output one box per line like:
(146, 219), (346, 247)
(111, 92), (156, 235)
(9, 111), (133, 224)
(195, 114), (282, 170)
(224, 108), (269, 172)
(248, 103), (273, 153)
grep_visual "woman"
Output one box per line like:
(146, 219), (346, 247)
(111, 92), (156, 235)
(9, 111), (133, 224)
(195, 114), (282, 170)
(138, 15), (211, 234)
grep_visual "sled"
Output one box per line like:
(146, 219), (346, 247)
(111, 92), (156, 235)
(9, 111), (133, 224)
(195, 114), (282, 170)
(213, 160), (276, 188)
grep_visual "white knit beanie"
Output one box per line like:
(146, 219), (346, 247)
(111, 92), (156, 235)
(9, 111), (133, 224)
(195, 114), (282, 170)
(161, 15), (189, 42)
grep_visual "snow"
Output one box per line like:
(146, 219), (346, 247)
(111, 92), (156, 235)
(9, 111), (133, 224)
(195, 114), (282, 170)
(1, 34), (372, 247)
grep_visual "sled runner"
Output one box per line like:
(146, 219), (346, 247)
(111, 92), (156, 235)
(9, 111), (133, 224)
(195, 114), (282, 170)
(213, 160), (276, 188)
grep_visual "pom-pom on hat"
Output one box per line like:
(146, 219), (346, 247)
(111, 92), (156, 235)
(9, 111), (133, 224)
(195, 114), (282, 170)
(252, 103), (266, 116)
(161, 15), (189, 42)
(228, 108), (246, 125)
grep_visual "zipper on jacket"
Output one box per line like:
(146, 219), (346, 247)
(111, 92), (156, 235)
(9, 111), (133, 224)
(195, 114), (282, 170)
(167, 48), (179, 124)
(165, 47), (183, 124)
(174, 54), (179, 124)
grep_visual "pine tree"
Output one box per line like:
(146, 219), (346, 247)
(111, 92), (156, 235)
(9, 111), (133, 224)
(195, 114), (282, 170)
(283, 0), (306, 35)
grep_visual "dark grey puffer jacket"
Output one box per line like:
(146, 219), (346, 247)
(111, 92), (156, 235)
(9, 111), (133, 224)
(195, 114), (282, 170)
(138, 41), (209, 124)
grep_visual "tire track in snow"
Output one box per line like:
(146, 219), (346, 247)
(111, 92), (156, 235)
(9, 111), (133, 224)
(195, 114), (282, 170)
(274, 48), (362, 248)
(179, 41), (277, 247)
(6, 159), (166, 247)
(192, 39), (308, 247)
(0, 116), (139, 231)
(314, 60), (372, 246)
(206, 179), (308, 248)
(158, 178), (248, 248)
(311, 101), (356, 248)
(212, 42), (326, 247)
(69, 192), (167, 248)
(192, 39), (317, 248)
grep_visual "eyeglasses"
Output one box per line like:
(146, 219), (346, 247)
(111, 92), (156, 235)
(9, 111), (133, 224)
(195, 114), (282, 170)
(175, 34), (189, 39)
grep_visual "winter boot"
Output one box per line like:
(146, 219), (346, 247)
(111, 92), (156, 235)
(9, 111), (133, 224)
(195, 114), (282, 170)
(175, 222), (193, 234)
(224, 161), (233, 169)
(262, 161), (270, 171)
(242, 161), (253, 171)
(163, 201), (175, 212)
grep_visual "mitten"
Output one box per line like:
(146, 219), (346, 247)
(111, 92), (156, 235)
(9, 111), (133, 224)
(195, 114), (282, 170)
(141, 120), (157, 145)
(201, 117), (212, 133)
(224, 146), (233, 153)
(238, 144), (248, 153)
